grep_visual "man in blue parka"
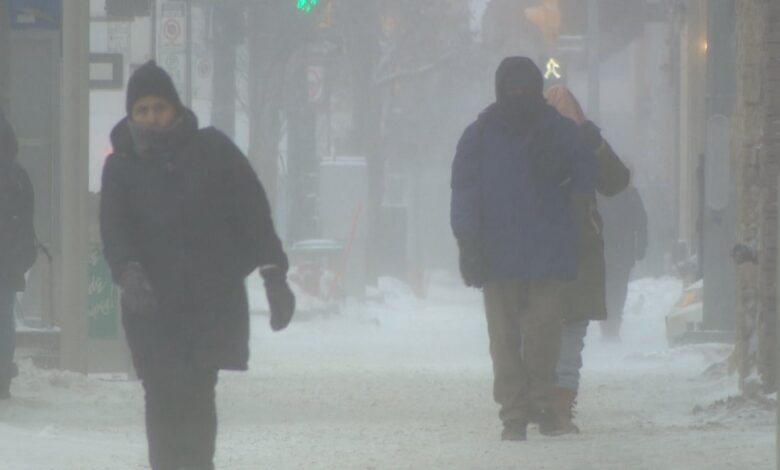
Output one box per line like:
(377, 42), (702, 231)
(450, 57), (597, 441)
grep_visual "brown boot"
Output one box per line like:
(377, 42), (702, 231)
(553, 388), (581, 434)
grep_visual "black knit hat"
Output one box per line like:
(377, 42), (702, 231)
(126, 60), (182, 115)
(495, 57), (544, 102)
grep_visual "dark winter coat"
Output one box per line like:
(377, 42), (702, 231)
(562, 138), (630, 322)
(450, 104), (597, 283)
(599, 184), (648, 273)
(100, 110), (287, 373)
(0, 111), (37, 292)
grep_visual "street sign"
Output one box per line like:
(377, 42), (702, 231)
(9, 0), (61, 30)
(107, 22), (131, 53)
(162, 18), (183, 46)
(156, 0), (188, 102)
(159, 1), (186, 49)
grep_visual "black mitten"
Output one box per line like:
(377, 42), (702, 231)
(261, 267), (296, 332)
(457, 237), (484, 289)
(119, 262), (158, 316)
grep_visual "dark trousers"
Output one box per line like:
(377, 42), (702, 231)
(483, 280), (563, 424)
(141, 362), (219, 470)
(0, 288), (16, 393)
(601, 264), (632, 340)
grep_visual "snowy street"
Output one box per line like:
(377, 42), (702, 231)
(0, 275), (774, 469)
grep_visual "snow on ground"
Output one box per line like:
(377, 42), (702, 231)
(0, 274), (774, 469)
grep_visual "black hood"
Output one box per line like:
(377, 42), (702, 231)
(494, 56), (544, 103)
(0, 107), (19, 163)
(110, 108), (199, 157)
(487, 57), (547, 135)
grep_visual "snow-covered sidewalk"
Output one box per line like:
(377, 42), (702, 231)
(0, 275), (774, 469)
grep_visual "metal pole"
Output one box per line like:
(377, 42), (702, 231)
(185, 0), (192, 106)
(0, 0), (9, 110)
(587, 0), (601, 121)
(150, 0), (157, 61)
(59, 0), (89, 373)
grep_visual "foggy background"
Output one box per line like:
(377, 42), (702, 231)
(83, 0), (678, 299)
(1, 1), (772, 468)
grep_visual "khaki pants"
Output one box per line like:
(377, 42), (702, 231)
(483, 280), (563, 424)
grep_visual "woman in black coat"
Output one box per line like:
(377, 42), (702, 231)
(0, 107), (36, 400)
(100, 61), (294, 470)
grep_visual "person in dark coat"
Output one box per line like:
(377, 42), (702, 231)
(545, 86), (630, 434)
(0, 107), (36, 399)
(598, 181), (648, 341)
(450, 57), (597, 441)
(100, 61), (295, 470)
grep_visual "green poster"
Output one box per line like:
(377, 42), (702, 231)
(88, 243), (119, 339)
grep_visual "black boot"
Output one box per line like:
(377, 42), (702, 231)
(501, 420), (528, 441)
(530, 408), (564, 436)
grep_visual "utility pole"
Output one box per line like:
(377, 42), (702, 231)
(59, 1), (90, 373)
(150, 0), (157, 60)
(0, 0), (9, 110)
(185, 0), (192, 106)
(587, 0), (600, 121)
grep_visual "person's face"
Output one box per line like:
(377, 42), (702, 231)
(131, 96), (177, 129)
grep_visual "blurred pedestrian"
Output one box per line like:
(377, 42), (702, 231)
(0, 107), (37, 400)
(450, 58), (597, 441)
(545, 85), (630, 433)
(100, 61), (295, 470)
(598, 178), (648, 341)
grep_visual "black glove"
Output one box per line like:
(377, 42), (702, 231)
(261, 267), (296, 332)
(457, 237), (484, 289)
(119, 262), (158, 316)
(581, 121), (603, 152)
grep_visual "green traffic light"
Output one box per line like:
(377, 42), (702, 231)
(297, 0), (318, 13)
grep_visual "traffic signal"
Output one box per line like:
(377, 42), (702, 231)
(525, 0), (561, 43)
(297, 0), (319, 13)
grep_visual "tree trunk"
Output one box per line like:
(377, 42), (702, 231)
(247, 2), (287, 215)
(734, 0), (778, 395)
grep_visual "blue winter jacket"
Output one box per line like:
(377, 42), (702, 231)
(450, 104), (597, 283)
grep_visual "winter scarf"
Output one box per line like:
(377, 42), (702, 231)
(128, 112), (191, 157)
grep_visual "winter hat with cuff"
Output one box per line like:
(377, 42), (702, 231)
(126, 60), (182, 115)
